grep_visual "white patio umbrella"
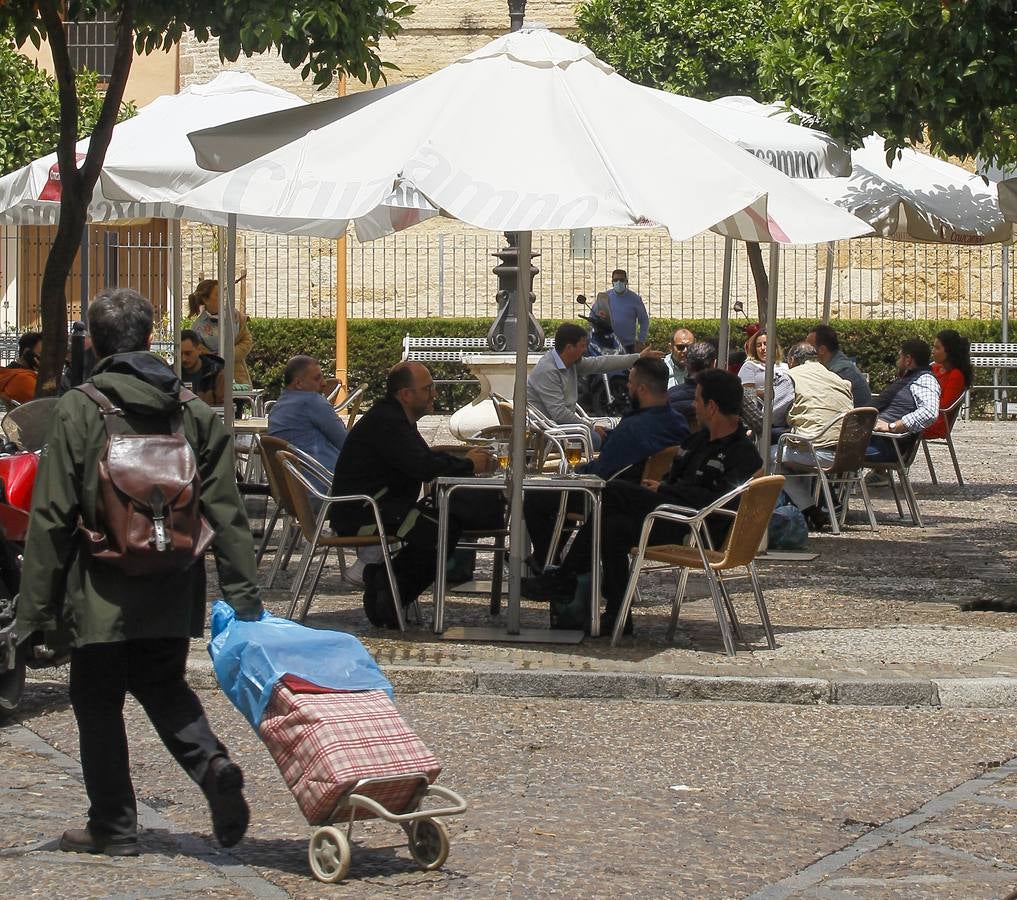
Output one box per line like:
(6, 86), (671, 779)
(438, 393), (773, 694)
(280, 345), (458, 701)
(802, 136), (1011, 245)
(180, 26), (871, 639)
(647, 90), (851, 180)
(0, 72), (308, 228)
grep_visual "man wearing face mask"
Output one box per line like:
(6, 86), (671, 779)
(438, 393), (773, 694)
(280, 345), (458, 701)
(592, 269), (649, 353)
(0, 332), (42, 404)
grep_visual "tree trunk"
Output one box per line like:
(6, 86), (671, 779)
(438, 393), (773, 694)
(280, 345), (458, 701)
(34, 0), (136, 397)
(745, 241), (769, 323)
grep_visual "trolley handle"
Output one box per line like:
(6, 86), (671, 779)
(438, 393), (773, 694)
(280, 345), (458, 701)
(346, 784), (468, 824)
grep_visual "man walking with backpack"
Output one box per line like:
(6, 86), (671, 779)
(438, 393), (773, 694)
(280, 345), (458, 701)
(16, 288), (263, 857)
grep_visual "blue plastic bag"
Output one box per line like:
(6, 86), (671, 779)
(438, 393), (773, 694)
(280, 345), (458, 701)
(208, 600), (393, 729)
(767, 503), (809, 551)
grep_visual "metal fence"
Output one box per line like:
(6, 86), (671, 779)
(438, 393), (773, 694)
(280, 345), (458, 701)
(1, 223), (1011, 329)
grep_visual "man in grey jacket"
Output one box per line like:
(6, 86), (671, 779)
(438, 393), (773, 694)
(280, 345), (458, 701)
(807, 324), (872, 407)
(527, 323), (661, 447)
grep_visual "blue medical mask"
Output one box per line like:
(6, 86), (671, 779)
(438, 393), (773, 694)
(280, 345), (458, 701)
(613, 280), (626, 292)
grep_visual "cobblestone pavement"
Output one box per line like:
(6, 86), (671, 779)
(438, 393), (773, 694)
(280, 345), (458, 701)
(243, 419), (1017, 683)
(5, 685), (1017, 897)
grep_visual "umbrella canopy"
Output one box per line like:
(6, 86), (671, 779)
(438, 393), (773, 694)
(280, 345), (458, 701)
(180, 28), (871, 245)
(648, 91), (851, 180)
(801, 136), (1011, 244)
(0, 72), (313, 229)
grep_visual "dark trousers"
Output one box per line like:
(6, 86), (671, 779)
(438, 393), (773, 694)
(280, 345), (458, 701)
(524, 490), (587, 568)
(560, 481), (689, 617)
(69, 637), (227, 839)
(389, 489), (505, 605)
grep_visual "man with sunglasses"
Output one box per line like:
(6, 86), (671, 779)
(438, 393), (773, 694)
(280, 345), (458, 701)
(664, 327), (696, 389)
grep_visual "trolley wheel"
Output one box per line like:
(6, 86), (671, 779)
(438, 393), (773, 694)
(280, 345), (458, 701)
(408, 817), (450, 871)
(308, 825), (351, 883)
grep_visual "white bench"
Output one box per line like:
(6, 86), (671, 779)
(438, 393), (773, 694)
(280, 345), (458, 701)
(400, 334), (553, 364)
(969, 342), (1017, 418)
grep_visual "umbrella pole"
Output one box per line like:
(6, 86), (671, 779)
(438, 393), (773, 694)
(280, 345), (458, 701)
(719, 237), (733, 368)
(170, 220), (182, 376)
(506, 229), (532, 635)
(760, 242), (780, 468)
(1003, 244), (1010, 344)
(822, 241), (834, 324)
(220, 215), (237, 430)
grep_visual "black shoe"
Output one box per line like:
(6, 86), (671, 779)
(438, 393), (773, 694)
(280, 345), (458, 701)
(201, 756), (249, 848)
(521, 569), (576, 603)
(373, 573), (411, 629)
(362, 564), (386, 626)
(803, 506), (829, 532)
(599, 611), (633, 637)
(60, 827), (139, 857)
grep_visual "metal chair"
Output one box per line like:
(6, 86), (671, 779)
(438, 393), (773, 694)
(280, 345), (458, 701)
(774, 407), (879, 534)
(1, 397), (59, 451)
(641, 445), (680, 482)
(921, 390), (966, 485)
(335, 383), (368, 428)
(256, 435), (302, 576)
(863, 432), (925, 528)
(611, 475), (786, 654)
(278, 450), (406, 628)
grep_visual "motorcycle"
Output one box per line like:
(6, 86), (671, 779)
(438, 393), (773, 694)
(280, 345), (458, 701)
(0, 445), (36, 718)
(574, 294), (631, 416)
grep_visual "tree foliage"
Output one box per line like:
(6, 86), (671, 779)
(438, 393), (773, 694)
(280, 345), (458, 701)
(574, 0), (769, 98)
(760, 0), (1017, 166)
(0, 33), (135, 176)
(0, 0), (414, 395)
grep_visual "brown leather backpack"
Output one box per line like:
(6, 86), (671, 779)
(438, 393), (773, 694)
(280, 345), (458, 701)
(75, 383), (214, 576)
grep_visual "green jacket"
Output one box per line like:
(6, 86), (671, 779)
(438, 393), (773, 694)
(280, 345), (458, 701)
(16, 351), (262, 647)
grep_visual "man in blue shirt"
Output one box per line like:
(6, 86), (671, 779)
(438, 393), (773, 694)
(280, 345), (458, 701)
(524, 357), (688, 568)
(592, 268), (649, 353)
(267, 356), (348, 476)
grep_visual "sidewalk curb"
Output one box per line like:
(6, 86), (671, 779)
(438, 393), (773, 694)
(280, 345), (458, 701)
(182, 655), (1017, 709)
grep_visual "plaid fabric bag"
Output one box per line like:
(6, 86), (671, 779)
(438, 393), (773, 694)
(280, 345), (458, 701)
(258, 675), (442, 825)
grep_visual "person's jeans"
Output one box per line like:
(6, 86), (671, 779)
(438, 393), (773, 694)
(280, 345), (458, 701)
(69, 637), (228, 839)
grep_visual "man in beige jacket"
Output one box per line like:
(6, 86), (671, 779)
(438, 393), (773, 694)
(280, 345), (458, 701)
(772, 341), (854, 521)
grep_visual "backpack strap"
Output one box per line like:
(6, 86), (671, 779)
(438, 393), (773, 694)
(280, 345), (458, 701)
(76, 383), (127, 437)
(77, 383), (198, 438)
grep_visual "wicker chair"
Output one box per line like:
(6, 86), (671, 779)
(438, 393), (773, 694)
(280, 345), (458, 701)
(774, 407), (879, 534)
(921, 390), (966, 485)
(610, 474), (785, 655)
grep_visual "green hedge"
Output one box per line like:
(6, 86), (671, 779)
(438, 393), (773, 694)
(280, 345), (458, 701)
(244, 317), (1006, 413)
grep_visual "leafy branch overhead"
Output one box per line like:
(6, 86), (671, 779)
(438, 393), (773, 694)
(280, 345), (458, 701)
(760, 0), (1017, 168)
(574, 0), (769, 99)
(0, 36), (135, 177)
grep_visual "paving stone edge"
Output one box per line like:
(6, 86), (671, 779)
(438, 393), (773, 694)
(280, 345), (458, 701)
(173, 656), (1017, 709)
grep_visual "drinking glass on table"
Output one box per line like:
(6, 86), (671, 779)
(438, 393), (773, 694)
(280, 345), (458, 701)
(564, 439), (584, 478)
(496, 442), (510, 472)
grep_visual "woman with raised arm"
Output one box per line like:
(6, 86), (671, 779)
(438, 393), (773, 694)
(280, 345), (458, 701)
(188, 279), (254, 386)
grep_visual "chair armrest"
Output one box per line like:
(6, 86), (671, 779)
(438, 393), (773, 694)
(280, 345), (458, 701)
(284, 445), (334, 485)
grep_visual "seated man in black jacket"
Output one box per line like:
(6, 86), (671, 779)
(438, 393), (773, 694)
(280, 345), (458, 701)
(330, 362), (502, 627)
(523, 369), (762, 636)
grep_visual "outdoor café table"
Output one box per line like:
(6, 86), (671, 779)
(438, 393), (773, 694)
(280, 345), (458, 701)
(231, 417), (269, 482)
(431, 472), (605, 639)
(233, 387), (267, 417)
